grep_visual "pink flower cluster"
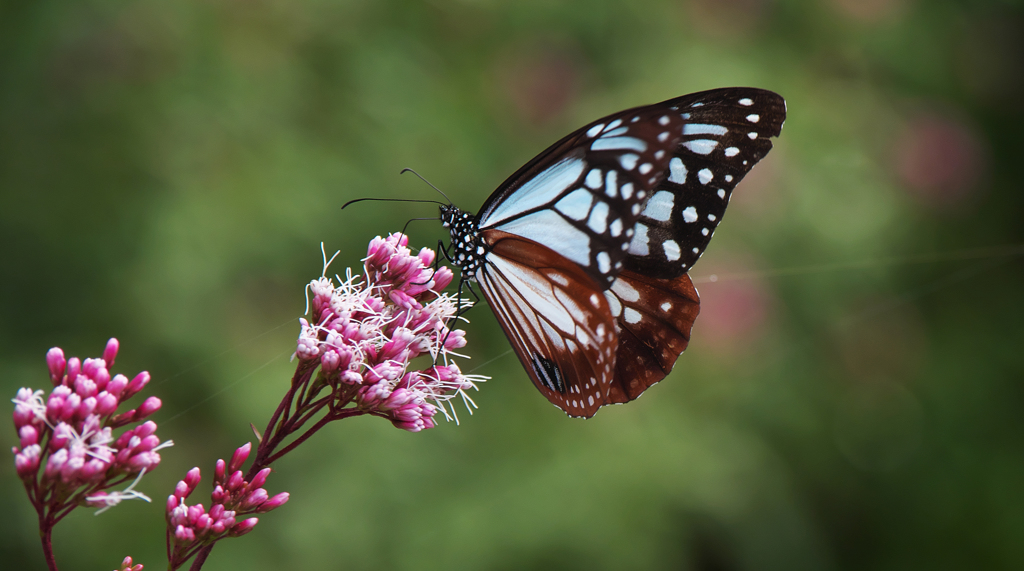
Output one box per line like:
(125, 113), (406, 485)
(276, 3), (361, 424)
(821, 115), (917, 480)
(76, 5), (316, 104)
(11, 339), (171, 514)
(296, 234), (486, 431)
(166, 442), (288, 569)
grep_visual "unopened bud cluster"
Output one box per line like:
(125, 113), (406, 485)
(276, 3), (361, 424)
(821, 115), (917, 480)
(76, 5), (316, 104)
(166, 442), (288, 568)
(11, 339), (170, 513)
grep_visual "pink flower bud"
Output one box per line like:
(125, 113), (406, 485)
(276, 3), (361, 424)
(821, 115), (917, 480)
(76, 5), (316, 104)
(248, 468), (270, 490)
(136, 434), (161, 452)
(227, 471), (244, 491)
(135, 421), (157, 439)
(136, 396), (161, 419)
(103, 338), (119, 368)
(167, 494), (180, 512)
(433, 266), (454, 291)
(64, 358), (81, 387)
(258, 492), (289, 512)
(212, 485), (226, 503)
(59, 392), (80, 421)
(45, 448), (68, 479)
(341, 370), (363, 385)
(125, 371), (150, 399)
(46, 348), (66, 385)
(106, 374), (128, 398)
(242, 488), (268, 509)
(187, 504), (205, 522)
(184, 467), (201, 491)
(19, 425), (38, 447)
(15, 444), (41, 477)
(77, 396), (97, 419)
(128, 451), (160, 471)
(320, 349), (340, 372)
(196, 513), (212, 531)
(389, 289), (416, 309)
(214, 459), (226, 482)
(380, 388), (415, 411)
(174, 525), (194, 543)
(80, 458), (108, 480)
(46, 386), (70, 419)
(209, 503), (225, 520)
(95, 392), (119, 415)
(229, 442), (251, 473)
(231, 517), (259, 536)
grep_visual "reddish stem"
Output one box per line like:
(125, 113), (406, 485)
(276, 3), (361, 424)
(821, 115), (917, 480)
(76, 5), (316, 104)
(39, 516), (57, 571)
(187, 363), (365, 570)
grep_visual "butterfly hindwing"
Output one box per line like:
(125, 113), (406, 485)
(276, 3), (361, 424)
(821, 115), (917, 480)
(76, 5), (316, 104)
(603, 271), (700, 403)
(476, 229), (618, 418)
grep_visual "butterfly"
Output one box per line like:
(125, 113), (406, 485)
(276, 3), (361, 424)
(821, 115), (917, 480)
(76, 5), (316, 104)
(439, 87), (786, 418)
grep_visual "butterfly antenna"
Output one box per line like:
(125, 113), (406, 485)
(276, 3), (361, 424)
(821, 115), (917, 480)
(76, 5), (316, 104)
(400, 168), (453, 205)
(341, 197), (446, 210)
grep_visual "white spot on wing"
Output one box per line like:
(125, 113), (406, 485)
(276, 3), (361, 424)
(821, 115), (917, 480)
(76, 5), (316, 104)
(739, 98), (753, 106)
(746, 114), (760, 123)
(724, 147), (739, 157)
(717, 189), (726, 198)
(610, 218), (623, 237)
(597, 252), (611, 273)
(683, 124), (728, 136)
(682, 206), (697, 223)
(627, 223), (650, 256)
(624, 307), (641, 324)
(611, 278), (640, 302)
(593, 137), (647, 153)
(698, 168), (713, 184)
(642, 191), (674, 222)
(638, 163), (653, 175)
(663, 239), (681, 261)
(620, 154), (639, 170)
(683, 140), (718, 155)
(668, 157), (687, 184)
(587, 124), (604, 138)
(585, 169), (602, 189)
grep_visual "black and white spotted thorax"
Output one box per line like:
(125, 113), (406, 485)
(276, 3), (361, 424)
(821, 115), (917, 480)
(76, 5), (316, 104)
(440, 205), (488, 277)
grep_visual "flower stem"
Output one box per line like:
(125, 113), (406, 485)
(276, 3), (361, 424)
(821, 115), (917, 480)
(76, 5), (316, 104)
(40, 517), (57, 571)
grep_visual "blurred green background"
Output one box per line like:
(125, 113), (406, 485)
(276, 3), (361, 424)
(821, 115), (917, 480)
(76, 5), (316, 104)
(2, 0), (1023, 569)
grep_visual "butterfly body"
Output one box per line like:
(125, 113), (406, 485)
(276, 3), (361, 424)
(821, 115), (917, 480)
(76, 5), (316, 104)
(442, 87), (786, 418)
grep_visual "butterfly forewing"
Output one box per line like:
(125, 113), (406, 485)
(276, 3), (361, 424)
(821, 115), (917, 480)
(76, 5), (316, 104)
(477, 230), (618, 418)
(476, 107), (688, 288)
(625, 88), (787, 278)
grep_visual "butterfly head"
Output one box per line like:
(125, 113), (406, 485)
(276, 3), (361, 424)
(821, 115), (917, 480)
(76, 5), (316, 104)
(440, 204), (487, 276)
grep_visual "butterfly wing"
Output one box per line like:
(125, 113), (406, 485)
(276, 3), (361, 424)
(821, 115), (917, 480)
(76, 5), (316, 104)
(476, 230), (618, 418)
(602, 271), (700, 404)
(476, 106), (688, 288)
(599, 89), (785, 403)
(625, 88), (787, 278)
